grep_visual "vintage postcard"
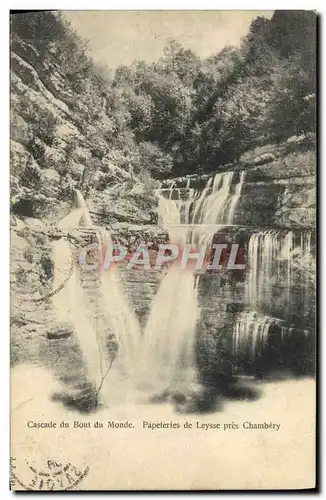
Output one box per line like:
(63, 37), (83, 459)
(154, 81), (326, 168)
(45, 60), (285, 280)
(10, 10), (316, 490)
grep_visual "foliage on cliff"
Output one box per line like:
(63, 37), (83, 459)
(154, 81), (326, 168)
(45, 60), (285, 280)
(10, 9), (316, 199)
(10, 11), (159, 222)
(111, 10), (316, 176)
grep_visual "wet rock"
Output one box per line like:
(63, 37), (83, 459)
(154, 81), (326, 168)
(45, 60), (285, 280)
(52, 382), (98, 413)
(46, 324), (74, 340)
(149, 383), (219, 414)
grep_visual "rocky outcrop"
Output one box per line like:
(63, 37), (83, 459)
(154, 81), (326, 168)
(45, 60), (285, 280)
(10, 217), (169, 368)
(234, 147), (316, 229)
(161, 141), (316, 230)
(10, 35), (158, 228)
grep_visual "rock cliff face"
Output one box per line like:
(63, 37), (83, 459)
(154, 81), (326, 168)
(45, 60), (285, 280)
(162, 138), (316, 230)
(10, 34), (159, 226)
(234, 144), (316, 230)
(10, 28), (165, 376)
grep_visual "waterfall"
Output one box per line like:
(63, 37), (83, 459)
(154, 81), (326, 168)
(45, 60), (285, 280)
(226, 171), (246, 225)
(245, 230), (313, 311)
(52, 190), (141, 398)
(233, 311), (287, 358)
(156, 170), (245, 247)
(198, 172), (234, 226)
(94, 229), (142, 378)
(246, 231), (283, 309)
(191, 171), (245, 247)
(56, 208), (85, 230)
(168, 182), (175, 199)
(51, 237), (105, 389)
(301, 231), (312, 260)
(139, 199), (200, 393)
(74, 189), (93, 227)
(157, 170), (246, 231)
(157, 191), (180, 226)
(233, 229), (313, 371)
(233, 311), (272, 357)
(141, 169), (245, 396)
(139, 266), (199, 391)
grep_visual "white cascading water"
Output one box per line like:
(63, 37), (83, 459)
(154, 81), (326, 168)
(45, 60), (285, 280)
(233, 311), (287, 358)
(246, 231), (283, 309)
(245, 230), (312, 309)
(52, 190), (141, 399)
(300, 231), (312, 263)
(51, 233), (105, 390)
(226, 171), (246, 225)
(157, 171), (246, 248)
(139, 265), (199, 392)
(143, 170), (245, 393)
(95, 228), (142, 380)
(197, 171), (234, 226)
(158, 176), (313, 371)
(234, 230), (313, 359)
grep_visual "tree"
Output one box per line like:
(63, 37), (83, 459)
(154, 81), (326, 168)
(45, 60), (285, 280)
(267, 55), (316, 140)
(137, 142), (173, 179)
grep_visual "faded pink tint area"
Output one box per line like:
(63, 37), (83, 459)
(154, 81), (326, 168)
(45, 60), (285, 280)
(78, 242), (246, 273)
